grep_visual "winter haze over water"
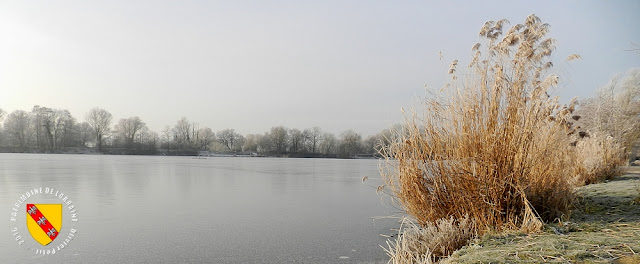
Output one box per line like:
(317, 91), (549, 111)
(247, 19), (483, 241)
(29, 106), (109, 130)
(1, 1), (638, 135)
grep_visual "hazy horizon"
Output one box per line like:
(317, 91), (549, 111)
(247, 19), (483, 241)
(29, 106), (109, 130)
(2, 0), (639, 136)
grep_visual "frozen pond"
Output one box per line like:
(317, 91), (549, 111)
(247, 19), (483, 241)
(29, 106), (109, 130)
(0, 154), (396, 263)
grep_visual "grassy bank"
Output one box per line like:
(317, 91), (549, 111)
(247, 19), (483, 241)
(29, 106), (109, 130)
(445, 167), (640, 263)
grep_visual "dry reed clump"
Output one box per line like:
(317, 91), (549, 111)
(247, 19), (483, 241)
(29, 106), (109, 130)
(572, 133), (626, 185)
(381, 14), (577, 238)
(384, 216), (475, 264)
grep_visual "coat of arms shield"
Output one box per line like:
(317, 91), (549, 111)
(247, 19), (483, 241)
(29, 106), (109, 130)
(26, 204), (62, 246)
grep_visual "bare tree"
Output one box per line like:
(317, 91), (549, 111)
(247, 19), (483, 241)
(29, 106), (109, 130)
(31, 105), (50, 150)
(137, 127), (159, 152)
(243, 134), (260, 153)
(196, 127), (215, 150)
(289, 128), (305, 154)
(258, 132), (273, 154)
(234, 134), (245, 152)
(56, 110), (77, 149)
(0, 108), (4, 144)
(4, 110), (32, 148)
(174, 117), (192, 144)
(148, 131), (160, 151)
(191, 122), (200, 144)
(304, 127), (322, 154)
(35, 108), (76, 150)
(115, 116), (146, 149)
(85, 107), (113, 152)
(31, 105), (76, 151)
(217, 129), (241, 152)
(338, 130), (362, 158)
(162, 126), (173, 151)
(146, 131), (159, 148)
(319, 132), (337, 155)
(270, 126), (288, 155)
(77, 122), (94, 147)
(40, 108), (57, 151)
(363, 135), (379, 155)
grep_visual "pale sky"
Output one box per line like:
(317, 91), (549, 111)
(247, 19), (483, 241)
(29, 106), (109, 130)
(1, 1), (638, 136)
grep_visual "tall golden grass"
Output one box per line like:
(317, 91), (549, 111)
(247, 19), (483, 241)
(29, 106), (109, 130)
(381, 15), (578, 236)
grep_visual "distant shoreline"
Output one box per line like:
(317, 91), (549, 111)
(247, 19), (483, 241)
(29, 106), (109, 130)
(0, 148), (381, 160)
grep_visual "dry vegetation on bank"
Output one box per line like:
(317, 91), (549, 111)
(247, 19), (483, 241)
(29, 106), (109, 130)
(378, 14), (633, 263)
(446, 167), (640, 263)
(573, 133), (627, 185)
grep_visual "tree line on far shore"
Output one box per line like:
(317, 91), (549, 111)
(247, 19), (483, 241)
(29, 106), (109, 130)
(0, 106), (395, 158)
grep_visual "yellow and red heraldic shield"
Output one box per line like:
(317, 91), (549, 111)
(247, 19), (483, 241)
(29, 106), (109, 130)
(26, 204), (62, 246)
